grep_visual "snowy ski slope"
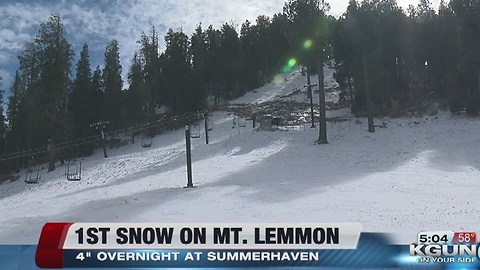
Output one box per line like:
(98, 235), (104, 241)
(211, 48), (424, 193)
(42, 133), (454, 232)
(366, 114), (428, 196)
(0, 66), (478, 245)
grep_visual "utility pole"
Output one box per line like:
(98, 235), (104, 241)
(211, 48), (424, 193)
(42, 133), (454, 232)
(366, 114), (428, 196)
(304, 69), (317, 128)
(90, 120), (109, 158)
(204, 113), (209, 145)
(184, 125), (194, 188)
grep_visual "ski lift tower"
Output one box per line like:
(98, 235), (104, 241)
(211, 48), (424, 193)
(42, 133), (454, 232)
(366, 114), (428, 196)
(204, 112), (213, 145)
(302, 67), (317, 128)
(90, 120), (109, 158)
(184, 125), (195, 188)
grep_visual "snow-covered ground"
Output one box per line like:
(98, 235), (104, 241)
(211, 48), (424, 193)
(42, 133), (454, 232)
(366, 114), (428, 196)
(0, 66), (479, 246)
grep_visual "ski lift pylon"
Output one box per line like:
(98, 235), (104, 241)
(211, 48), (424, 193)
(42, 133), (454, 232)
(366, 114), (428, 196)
(65, 159), (81, 181)
(304, 93), (310, 102)
(190, 123), (201, 138)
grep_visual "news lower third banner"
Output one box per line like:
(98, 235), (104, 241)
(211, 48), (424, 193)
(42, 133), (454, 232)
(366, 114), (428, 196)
(0, 222), (478, 269)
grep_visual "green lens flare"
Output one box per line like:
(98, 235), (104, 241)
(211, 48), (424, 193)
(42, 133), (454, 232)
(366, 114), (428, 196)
(303, 40), (312, 49)
(282, 58), (297, 73)
(288, 58), (297, 67)
(273, 74), (284, 83)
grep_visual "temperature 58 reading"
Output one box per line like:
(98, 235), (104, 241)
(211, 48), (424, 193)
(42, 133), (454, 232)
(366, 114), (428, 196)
(417, 231), (452, 244)
(452, 232), (477, 244)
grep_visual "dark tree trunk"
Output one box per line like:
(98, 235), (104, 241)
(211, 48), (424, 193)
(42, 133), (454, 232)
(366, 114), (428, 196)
(347, 75), (353, 101)
(307, 70), (315, 128)
(477, 71), (480, 103)
(264, 60), (270, 79)
(48, 140), (55, 172)
(48, 102), (56, 172)
(362, 53), (375, 133)
(385, 70), (392, 109)
(317, 57), (328, 144)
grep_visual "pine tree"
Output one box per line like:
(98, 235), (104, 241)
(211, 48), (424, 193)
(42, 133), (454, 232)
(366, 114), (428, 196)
(0, 76), (6, 158)
(5, 71), (25, 171)
(103, 39), (123, 130)
(331, 17), (355, 103)
(283, 0), (332, 142)
(205, 25), (223, 105)
(162, 29), (194, 113)
(69, 44), (98, 156)
(138, 26), (160, 116)
(269, 13), (293, 73)
(16, 42), (41, 153)
(70, 44), (93, 137)
(413, 0), (439, 96)
(344, 0), (377, 132)
(374, 0), (406, 111)
(451, 0), (480, 115)
(17, 14), (73, 172)
(17, 42), (40, 91)
(255, 15), (274, 80)
(190, 24), (208, 109)
(219, 23), (241, 99)
(437, 0), (460, 111)
(39, 14), (74, 171)
(6, 71), (22, 132)
(125, 52), (144, 125)
(240, 19), (261, 89)
(91, 66), (105, 121)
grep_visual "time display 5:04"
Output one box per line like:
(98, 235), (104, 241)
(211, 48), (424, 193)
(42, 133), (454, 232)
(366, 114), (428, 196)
(418, 232), (449, 244)
(417, 231), (477, 244)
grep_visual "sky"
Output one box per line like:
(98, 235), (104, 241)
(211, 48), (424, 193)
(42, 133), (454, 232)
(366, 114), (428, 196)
(0, 0), (441, 94)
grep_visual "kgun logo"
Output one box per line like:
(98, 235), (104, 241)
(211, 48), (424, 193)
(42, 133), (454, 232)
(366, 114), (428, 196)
(410, 244), (479, 263)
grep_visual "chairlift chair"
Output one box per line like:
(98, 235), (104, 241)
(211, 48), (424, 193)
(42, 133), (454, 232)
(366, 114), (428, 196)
(238, 117), (247, 127)
(141, 135), (152, 148)
(25, 165), (42, 184)
(66, 159), (81, 181)
(206, 119), (214, 131)
(190, 123), (201, 138)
